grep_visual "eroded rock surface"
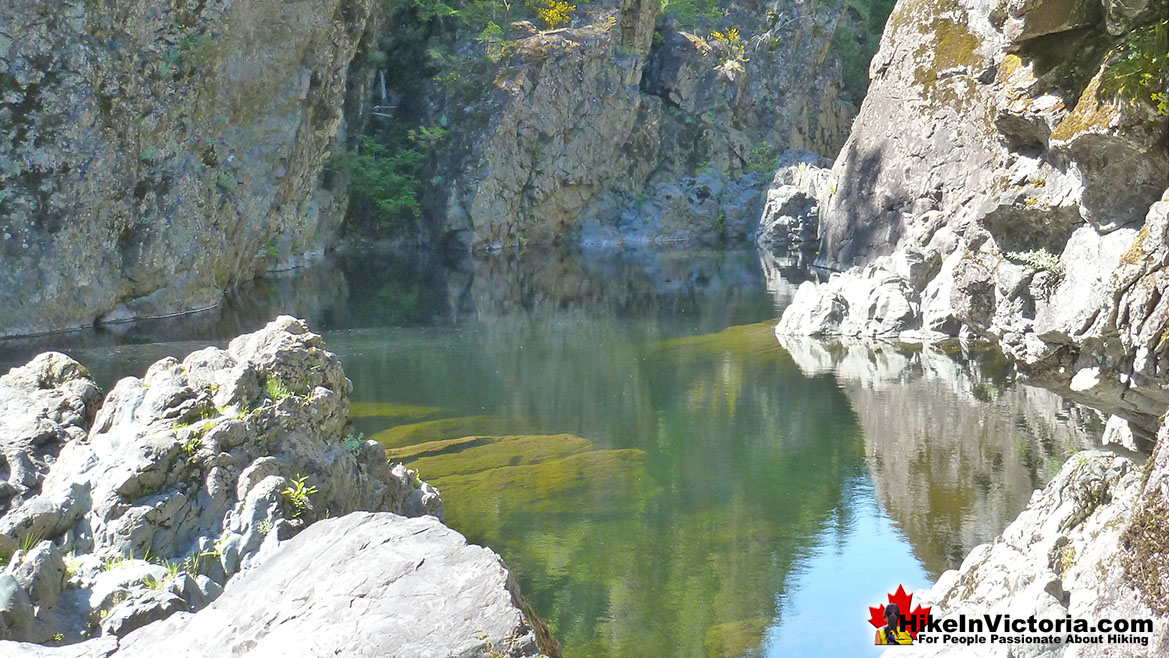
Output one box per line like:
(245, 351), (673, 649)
(0, 316), (441, 645)
(1, 513), (558, 658)
(0, 0), (372, 337)
(775, 0), (1169, 434)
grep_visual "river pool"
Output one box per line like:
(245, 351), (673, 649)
(0, 248), (1103, 657)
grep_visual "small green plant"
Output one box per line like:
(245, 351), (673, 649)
(1101, 19), (1168, 114)
(659, 0), (722, 28)
(51, 633), (63, 643)
(20, 531), (43, 553)
(216, 172), (236, 189)
(1005, 249), (1060, 273)
(407, 122), (449, 147)
(746, 141), (779, 175)
(138, 147), (158, 161)
(280, 474), (318, 518)
(709, 27), (748, 64)
(143, 575), (163, 590)
(265, 376), (291, 401)
(340, 433), (366, 455)
(101, 554), (130, 572)
(183, 436), (202, 457)
(477, 22), (509, 61)
(254, 519), (274, 536)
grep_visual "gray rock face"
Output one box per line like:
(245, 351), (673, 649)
(419, 0), (867, 250)
(0, 354), (102, 515)
(0, 0), (371, 337)
(755, 152), (835, 252)
(0, 317), (441, 645)
(0, 513), (559, 658)
(774, 0), (1169, 433)
(816, 0), (1166, 271)
(776, 249), (941, 338)
(883, 449), (1154, 658)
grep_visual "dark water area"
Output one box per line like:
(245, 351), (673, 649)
(0, 247), (1103, 658)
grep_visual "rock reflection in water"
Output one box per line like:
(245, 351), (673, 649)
(777, 335), (1105, 577)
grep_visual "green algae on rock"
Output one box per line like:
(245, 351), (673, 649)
(370, 415), (525, 448)
(386, 434), (595, 477)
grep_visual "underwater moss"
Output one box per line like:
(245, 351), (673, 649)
(387, 433), (595, 476)
(370, 415), (522, 447)
(432, 449), (652, 539)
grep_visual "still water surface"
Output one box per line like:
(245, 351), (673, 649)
(0, 248), (1102, 657)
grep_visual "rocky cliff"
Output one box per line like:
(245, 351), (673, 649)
(771, 0), (1169, 651)
(0, 317), (555, 656)
(0, 0), (373, 337)
(777, 0), (1168, 434)
(367, 0), (886, 250)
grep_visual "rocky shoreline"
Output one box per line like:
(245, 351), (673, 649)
(0, 316), (557, 657)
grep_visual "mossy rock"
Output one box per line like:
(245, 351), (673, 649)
(433, 449), (652, 539)
(1050, 72), (1120, 143)
(370, 415), (523, 448)
(655, 320), (794, 368)
(1121, 486), (1169, 615)
(387, 433), (595, 476)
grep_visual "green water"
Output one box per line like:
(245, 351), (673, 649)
(0, 248), (1101, 657)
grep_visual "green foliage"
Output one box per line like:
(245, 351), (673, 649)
(265, 376), (291, 401)
(1005, 249), (1060, 273)
(335, 135), (424, 229)
(746, 140), (779, 175)
(709, 27), (748, 63)
(1101, 18), (1168, 115)
(477, 21), (509, 60)
(414, 0), (459, 20)
(659, 0), (722, 29)
(280, 474), (319, 518)
(215, 172), (235, 189)
(19, 531), (42, 553)
(138, 147), (158, 161)
(183, 436), (202, 457)
(528, 0), (576, 29)
(340, 433), (366, 455)
(407, 121), (449, 146)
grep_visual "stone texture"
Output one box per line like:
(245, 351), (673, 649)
(0, 513), (559, 658)
(882, 450), (1151, 657)
(418, 0), (866, 250)
(755, 151), (835, 253)
(0, 353), (102, 514)
(0, 317), (441, 645)
(774, 0), (1169, 433)
(0, 0), (373, 337)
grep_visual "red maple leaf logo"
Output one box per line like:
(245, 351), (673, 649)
(867, 584), (932, 640)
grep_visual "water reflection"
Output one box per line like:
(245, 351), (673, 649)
(0, 248), (1104, 658)
(776, 336), (1104, 578)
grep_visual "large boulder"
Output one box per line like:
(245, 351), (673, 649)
(0, 316), (441, 645)
(0, 513), (559, 658)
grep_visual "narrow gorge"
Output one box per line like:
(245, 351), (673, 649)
(1, 0), (1167, 655)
